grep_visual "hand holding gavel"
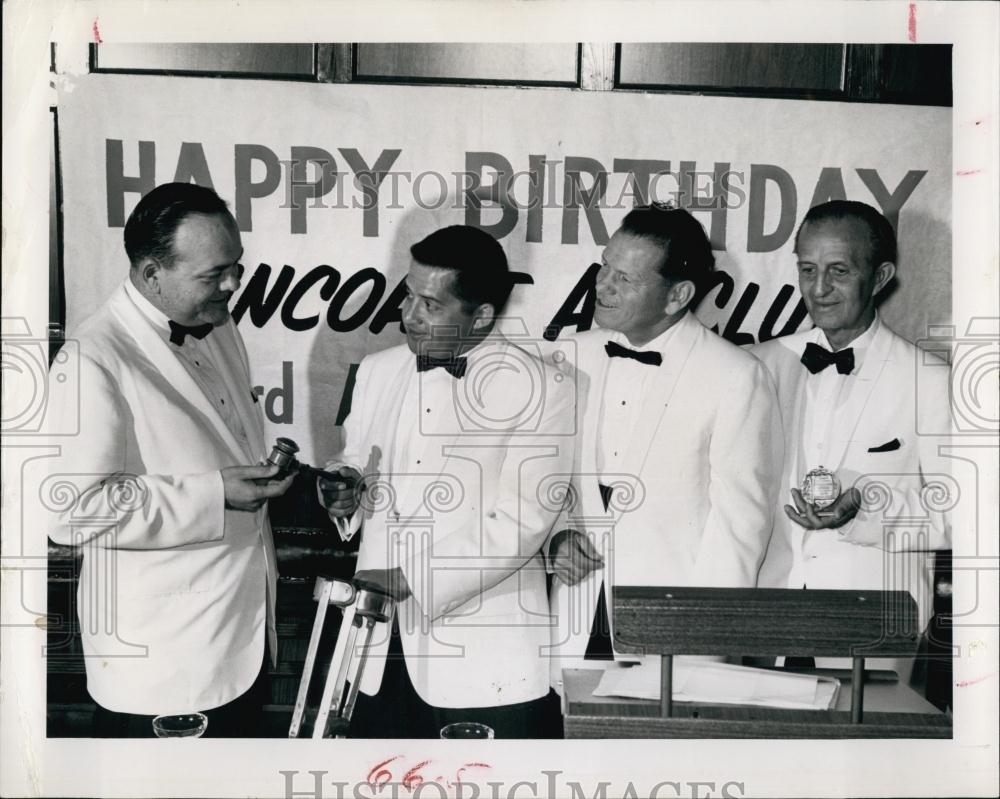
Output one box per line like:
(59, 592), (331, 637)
(317, 466), (363, 519)
(264, 438), (363, 519)
(222, 462), (296, 511)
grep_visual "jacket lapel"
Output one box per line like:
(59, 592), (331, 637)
(377, 351), (419, 509)
(577, 334), (613, 523)
(825, 321), (892, 473)
(776, 331), (812, 490)
(109, 286), (251, 464)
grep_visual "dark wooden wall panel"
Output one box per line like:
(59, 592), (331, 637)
(355, 43), (579, 84)
(94, 43), (316, 77)
(619, 43), (845, 93)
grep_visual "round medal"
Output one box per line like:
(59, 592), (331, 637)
(801, 466), (841, 509)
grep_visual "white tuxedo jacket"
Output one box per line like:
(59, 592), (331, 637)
(752, 322), (952, 633)
(330, 335), (575, 708)
(548, 312), (784, 677)
(44, 283), (277, 715)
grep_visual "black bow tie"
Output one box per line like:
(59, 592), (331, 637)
(604, 340), (662, 367)
(168, 320), (213, 347)
(416, 354), (468, 379)
(800, 341), (855, 375)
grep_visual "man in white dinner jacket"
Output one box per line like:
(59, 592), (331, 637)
(318, 225), (574, 738)
(752, 200), (953, 682)
(546, 204), (784, 689)
(44, 182), (294, 736)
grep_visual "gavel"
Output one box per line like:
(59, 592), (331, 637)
(265, 437), (301, 477)
(265, 437), (359, 489)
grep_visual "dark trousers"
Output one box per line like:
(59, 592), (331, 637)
(350, 621), (562, 739)
(91, 647), (271, 738)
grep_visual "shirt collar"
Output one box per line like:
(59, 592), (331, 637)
(462, 328), (506, 365)
(409, 329), (504, 377)
(812, 314), (881, 373)
(608, 314), (683, 354)
(123, 277), (171, 334)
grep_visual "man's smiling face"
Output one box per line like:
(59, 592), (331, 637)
(150, 212), (244, 327)
(593, 230), (673, 345)
(796, 218), (884, 349)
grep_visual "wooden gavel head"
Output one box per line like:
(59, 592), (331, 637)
(266, 437), (300, 476)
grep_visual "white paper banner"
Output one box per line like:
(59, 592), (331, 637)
(58, 74), (951, 462)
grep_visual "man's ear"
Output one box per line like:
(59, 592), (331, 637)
(137, 257), (163, 293)
(470, 302), (496, 332)
(873, 261), (896, 296)
(666, 280), (697, 314)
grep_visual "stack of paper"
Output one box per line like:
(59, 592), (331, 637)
(593, 657), (840, 710)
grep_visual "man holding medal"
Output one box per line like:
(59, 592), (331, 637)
(753, 200), (953, 683)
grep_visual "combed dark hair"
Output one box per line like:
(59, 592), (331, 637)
(124, 182), (231, 268)
(620, 204), (715, 288)
(796, 200), (898, 268)
(409, 225), (512, 313)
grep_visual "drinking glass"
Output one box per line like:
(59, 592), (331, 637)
(152, 712), (208, 738)
(440, 722), (494, 739)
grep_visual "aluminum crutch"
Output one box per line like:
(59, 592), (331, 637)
(288, 576), (395, 739)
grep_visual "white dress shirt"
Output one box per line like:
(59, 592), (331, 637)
(801, 316), (880, 474)
(790, 315), (880, 585)
(330, 335), (496, 542)
(596, 325), (681, 479)
(391, 360), (455, 477)
(124, 279), (249, 448)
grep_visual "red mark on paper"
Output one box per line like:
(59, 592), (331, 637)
(907, 3), (917, 43)
(367, 756), (402, 791)
(956, 169), (982, 176)
(365, 757), (492, 795)
(401, 760), (432, 792)
(956, 672), (996, 688)
(92, 18), (103, 44)
(455, 762), (492, 783)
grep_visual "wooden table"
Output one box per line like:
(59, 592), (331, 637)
(562, 667), (951, 739)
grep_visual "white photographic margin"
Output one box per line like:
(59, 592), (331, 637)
(2, 1), (998, 798)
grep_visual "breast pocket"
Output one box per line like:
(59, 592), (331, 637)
(867, 437), (902, 454)
(858, 439), (912, 481)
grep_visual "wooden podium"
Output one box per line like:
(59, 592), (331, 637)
(562, 586), (951, 739)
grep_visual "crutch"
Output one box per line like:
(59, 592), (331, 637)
(288, 576), (395, 739)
